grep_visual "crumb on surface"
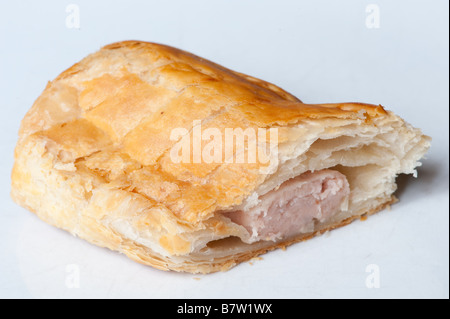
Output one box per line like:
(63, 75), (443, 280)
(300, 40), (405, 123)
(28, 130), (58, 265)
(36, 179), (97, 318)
(248, 257), (263, 266)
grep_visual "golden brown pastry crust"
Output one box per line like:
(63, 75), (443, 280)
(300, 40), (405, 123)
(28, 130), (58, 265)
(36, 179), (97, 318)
(11, 41), (430, 273)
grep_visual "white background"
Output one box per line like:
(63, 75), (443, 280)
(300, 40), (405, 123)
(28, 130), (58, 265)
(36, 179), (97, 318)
(0, 0), (448, 299)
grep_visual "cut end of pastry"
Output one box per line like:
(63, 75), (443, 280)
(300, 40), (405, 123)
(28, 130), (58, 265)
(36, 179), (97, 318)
(11, 41), (431, 273)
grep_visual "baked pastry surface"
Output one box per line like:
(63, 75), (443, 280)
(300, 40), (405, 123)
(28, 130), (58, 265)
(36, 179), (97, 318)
(11, 41), (430, 273)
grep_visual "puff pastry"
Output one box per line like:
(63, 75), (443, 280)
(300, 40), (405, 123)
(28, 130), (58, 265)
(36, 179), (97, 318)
(11, 41), (430, 273)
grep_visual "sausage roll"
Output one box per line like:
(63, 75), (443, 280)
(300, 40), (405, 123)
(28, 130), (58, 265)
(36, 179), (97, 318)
(11, 41), (430, 273)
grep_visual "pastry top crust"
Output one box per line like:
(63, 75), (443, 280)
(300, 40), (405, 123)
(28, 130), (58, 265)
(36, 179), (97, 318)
(17, 40), (388, 225)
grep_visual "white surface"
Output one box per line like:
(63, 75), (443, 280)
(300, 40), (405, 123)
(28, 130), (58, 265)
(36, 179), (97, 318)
(0, 0), (448, 299)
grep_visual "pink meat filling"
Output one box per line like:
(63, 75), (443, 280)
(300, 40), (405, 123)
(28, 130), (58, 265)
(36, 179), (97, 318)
(224, 169), (350, 241)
